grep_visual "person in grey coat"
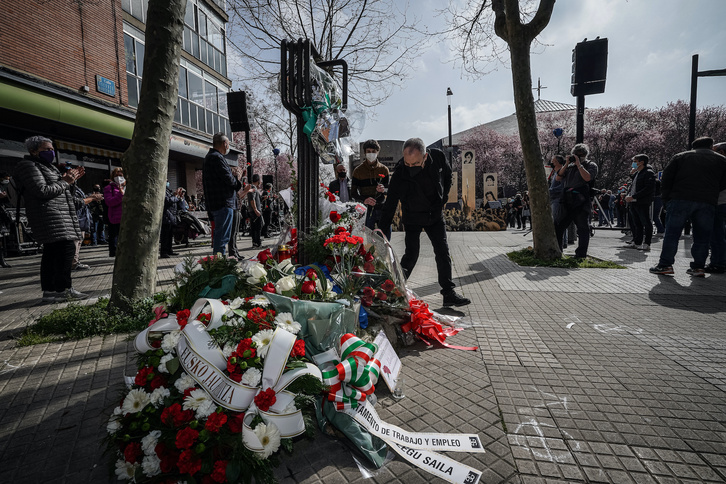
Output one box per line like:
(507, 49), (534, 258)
(13, 136), (89, 302)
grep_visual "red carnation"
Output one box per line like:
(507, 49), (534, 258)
(205, 412), (228, 433)
(381, 279), (396, 292)
(334, 226), (347, 235)
(177, 449), (202, 475)
(161, 403), (194, 427)
(364, 262), (375, 273)
(134, 366), (154, 387)
(149, 374), (167, 390)
(327, 192), (336, 202)
(290, 339), (306, 358)
(301, 280), (316, 294)
(155, 442), (179, 473)
(254, 388), (277, 412)
(124, 442), (142, 464)
(235, 338), (256, 359)
(212, 460), (229, 483)
(227, 412), (245, 433)
(329, 211), (341, 223)
(175, 426), (199, 449)
(376, 291), (388, 301)
(176, 309), (191, 329)
(262, 282), (276, 293)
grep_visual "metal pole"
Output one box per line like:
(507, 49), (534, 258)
(447, 104), (452, 165)
(245, 129), (252, 181)
(576, 95), (585, 143)
(688, 54), (699, 149)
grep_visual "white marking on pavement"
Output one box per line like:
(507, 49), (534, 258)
(510, 419), (581, 462)
(593, 323), (643, 335)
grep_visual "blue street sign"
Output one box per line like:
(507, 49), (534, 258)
(96, 75), (116, 97)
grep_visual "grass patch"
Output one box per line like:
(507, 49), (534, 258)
(507, 247), (626, 269)
(16, 297), (159, 347)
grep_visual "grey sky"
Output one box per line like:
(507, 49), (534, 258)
(356, 0), (726, 146)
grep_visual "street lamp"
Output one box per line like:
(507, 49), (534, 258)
(553, 127), (564, 154)
(272, 147), (280, 192)
(446, 87), (453, 165)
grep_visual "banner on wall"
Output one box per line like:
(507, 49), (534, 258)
(462, 150), (476, 210)
(483, 172), (498, 206)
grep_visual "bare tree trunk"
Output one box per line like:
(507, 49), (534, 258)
(509, 39), (561, 259)
(109, 0), (187, 311)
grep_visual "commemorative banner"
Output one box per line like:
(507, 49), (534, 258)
(344, 403), (484, 484)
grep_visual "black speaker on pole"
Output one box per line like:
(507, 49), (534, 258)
(571, 38), (608, 97)
(227, 91), (251, 132)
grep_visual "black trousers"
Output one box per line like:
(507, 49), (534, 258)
(160, 223), (174, 254)
(400, 217), (455, 295)
(108, 223), (120, 256)
(555, 201), (591, 257)
(629, 204), (653, 246)
(228, 209), (240, 255)
(41, 240), (76, 292)
(250, 215), (263, 247)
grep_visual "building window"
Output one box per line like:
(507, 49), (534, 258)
(122, 0), (148, 23)
(181, 0), (227, 77)
(124, 32), (144, 108)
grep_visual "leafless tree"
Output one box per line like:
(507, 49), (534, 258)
(444, 0), (559, 260)
(227, 0), (426, 108)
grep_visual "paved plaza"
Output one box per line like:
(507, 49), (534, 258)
(0, 227), (724, 483)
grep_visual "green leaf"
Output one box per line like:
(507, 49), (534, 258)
(166, 356), (180, 375)
(227, 461), (241, 483)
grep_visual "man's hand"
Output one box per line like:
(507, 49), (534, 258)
(61, 171), (76, 184)
(625, 196), (634, 203)
(255, 210), (261, 217)
(364, 197), (377, 206)
(375, 184), (385, 194)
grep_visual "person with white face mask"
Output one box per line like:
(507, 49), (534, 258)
(351, 139), (390, 237)
(104, 167), (126, 257)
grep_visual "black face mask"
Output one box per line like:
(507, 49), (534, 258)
(407, 166), (422, 177)
(338, 171), (346, 179)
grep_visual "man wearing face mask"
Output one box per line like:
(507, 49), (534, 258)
(202, 133), (242, 257)
(13, 136), (89, 302)
(352, 139), (390, 237)
(328, 163), (350, 202)
(380, 137), (470, 307)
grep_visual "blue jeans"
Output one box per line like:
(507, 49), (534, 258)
(708, 203), (726, 268)
(211, 207), (234, 256)
(658, 200), (715, 269)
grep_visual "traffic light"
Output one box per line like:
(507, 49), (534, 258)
(571, 38), (608, 97)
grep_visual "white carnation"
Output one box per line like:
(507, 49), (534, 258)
(161, 330), (182, 353)
(141, 453), (161, 477)
(174, 372), (196, 393)
(141, 430), (162, 456)
(228, 297), (244, 309)
(158, 353), (174, 374)
(113, 405), (123, 416)
(121, 388), (150, 414)
(246, 263), (268, 284)
(252, 329), (275, 358)
(275, 275), (296, 294)
(274, 312), (301, 335)
(221, 344), (235, 359)
(241, 367), (262, 387)
(106, 416), (120, 435)
(195, 399), (216, 420)
(115, 460), (138, 481)
(149, 387), (170, 408)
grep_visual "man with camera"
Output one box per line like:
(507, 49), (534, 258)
(554, 143), (598, 258)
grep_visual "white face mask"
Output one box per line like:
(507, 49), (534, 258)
(114, 176), (125, 185)
(366, 153), (377, 162)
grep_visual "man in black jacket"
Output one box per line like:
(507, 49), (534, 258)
(651, 137), (726, 276)
(202, 133), (241, 257)
(624, 154), (657, 252)
(380, 138), (470, 307)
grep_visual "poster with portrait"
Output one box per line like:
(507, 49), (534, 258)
(483, 172), (498, 206)
(462, 151), (476, 210)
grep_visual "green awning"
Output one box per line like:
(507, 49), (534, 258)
(0, 81), (135, 139)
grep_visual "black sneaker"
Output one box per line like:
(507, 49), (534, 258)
(649, 265), (674, 275)
(443, 291), (471, 307)
(704, 265), (725, 274)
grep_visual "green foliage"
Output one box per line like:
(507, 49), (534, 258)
(300, 225), (337, 268)
(17, 297), (157, 346)
(169, 255), (240, 310)
(507, 248), (625, 269)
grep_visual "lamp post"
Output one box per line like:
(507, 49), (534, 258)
(553, 127), (563, 154)
(446, 87), (453, 165)
(272, 147), (280, 192)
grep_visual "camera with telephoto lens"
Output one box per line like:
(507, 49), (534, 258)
(568, 155), (577, 163)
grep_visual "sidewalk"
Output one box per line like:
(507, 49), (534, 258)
(1, 228), (725, 483)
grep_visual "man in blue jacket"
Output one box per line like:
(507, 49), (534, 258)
(202, 133), (242, 257)
(380, 138), (470, 307)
